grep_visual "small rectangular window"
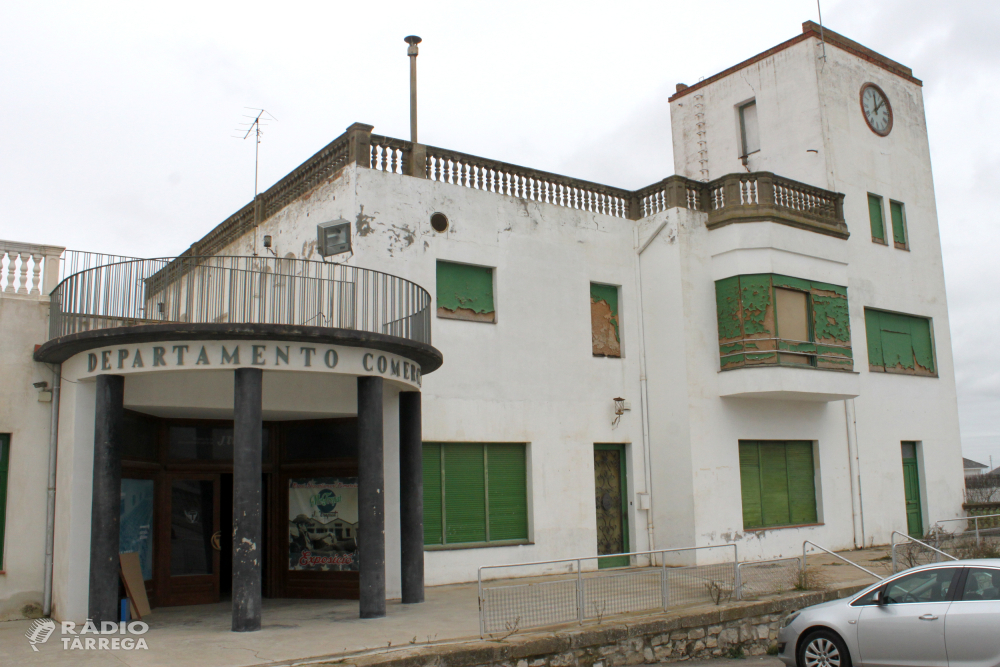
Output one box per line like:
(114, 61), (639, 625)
(590, 283), (621, 358)
(739, 440), (818, 530)
(422, 443), (529, 547)
(864, 308), (936, 376)
(436, 261), (496, 323)
(0, 435), (8, 565)
(868, 194), (887, 244)
(890, 201), (908, 250)
(774, 288), (811, 365)
(739, 101), (760, 157)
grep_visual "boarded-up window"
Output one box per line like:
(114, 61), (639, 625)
(591, 283), (621, 357)
(868, 194), (886, 244)
(739, 440), (818, 530)
(890, 201), (908, 250)
(864, 308), (935, 376)
(775, 288), (811, 365)
(436, 261), (495, 322)
(739, 101), (760, 156)
(422, 443), (528, 546)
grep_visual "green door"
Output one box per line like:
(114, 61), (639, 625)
(594, 444), (629, 569)
(901, 442), (923, 537)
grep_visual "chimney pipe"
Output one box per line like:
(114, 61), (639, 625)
(405, 35), (422, 143)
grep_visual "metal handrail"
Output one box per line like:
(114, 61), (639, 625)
(889, 530), (958, 573)
(477, 544), (738, 637)
(48, 255), (433, 345)
(802, 540), (883, 581)
(936, 513), (1000, 546)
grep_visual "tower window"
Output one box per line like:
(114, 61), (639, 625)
(739, 101), (760, 157)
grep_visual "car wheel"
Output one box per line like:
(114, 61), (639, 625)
(798, 629), (852, 667)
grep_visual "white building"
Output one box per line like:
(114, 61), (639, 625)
(0, 21), (965, 625)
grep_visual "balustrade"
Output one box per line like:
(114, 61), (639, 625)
(0, 241), (65, 298)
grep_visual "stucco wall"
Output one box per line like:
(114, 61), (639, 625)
(0, 296), (57, 620)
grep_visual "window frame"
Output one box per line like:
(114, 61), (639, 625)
(423, 442), (531, 550)
(738, 440), (820, 531)
(738, 100), (760, 158)
(435, 260), (497, 324)
(889, 200), (909, 250)
(773, 286), (816, 367)
(868, 193), (887, 245)
(590, 282), (622, 358)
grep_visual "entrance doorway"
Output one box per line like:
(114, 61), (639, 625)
(902, 442), (923, 537)
(121, 412), (354, 608)
(593, 444), (629, 568)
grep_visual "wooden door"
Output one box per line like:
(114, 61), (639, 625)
(594, 445), (629, 569)
(902, 442), (923, 537)
(158, 474), (221, 606)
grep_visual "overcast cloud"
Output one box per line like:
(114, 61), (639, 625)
(1, 1), (997, 467)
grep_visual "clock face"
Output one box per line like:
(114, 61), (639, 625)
(861, 83), (892, 136)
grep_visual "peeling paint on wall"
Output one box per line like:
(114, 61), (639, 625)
(590, 283), (620, 358)
(865, 308), (935, 375)
(355, 206), (375, 237)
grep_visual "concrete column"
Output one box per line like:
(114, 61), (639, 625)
(399, 391), (424, 603)
(88, 374), (124, 625)
(357, 376), (386, 618)
(232, 368), (262, 632)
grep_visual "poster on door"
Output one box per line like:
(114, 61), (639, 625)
(288, 477), (359, 571)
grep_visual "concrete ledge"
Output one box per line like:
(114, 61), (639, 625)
(307, 583), (868, 667)
(718, 366), (860, 402)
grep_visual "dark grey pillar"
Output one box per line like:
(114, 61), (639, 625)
(232, 368), (262, 632)
(399, 391), (424, 604)
(89, 374), (124, 625)
(357, 376), (386, 618)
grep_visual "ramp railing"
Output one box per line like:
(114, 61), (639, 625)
(801, 540), (883, 582)
(936, 513), (1000, 546)
(890, 531), (958, 573)
(477, 545), (738, 638)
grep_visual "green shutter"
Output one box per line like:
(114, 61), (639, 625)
(443, 444), (486, 543)
(486, 444), (528, 541)
(909, 316), (935, 373)
(436, 261), (495, 315)
(786, 442), (818, 525)
(880, 311), (915, 370)
(864, 309), (884, 368)
(890, 201), (907, 247)
(739, 442), (763, 529)
(422, 443), (443, 545)
(759, 443), (791, 527)
(0, 436), (8, 565)
(868, 195), (886, 243)
(590, 283), (620, 343)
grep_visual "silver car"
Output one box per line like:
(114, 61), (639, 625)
(777, 559), (1000, 667)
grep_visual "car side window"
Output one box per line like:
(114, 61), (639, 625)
(884, 568), (959, 604)
(852, 587), (882, 606)
(960, 568), (1000, 601)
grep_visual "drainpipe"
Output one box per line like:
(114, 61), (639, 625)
(42, 363), (61, 617)
(632, 225), (658, 557)
(844, 398), (866, 548)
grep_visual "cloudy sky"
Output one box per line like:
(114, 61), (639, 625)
(2, 1), (998, 468)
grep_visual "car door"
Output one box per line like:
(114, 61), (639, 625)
(857, 567), (960, 667)
(945, 566), (1000, 667)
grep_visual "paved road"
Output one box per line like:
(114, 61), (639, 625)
(660, 657), (783, 667)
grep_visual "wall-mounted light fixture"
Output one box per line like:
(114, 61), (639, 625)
(262, 235), (276, 256)
(34, 381), (52, 403)
(612, 397), (626, 427)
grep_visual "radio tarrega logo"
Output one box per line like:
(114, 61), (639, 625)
(24, 619), (149, 651)
(25, 618), (56, 651)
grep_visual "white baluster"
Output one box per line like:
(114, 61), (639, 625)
(30, 253), (42, 295)
(17, 252), (29, 294)
(4, 252), (17, 293)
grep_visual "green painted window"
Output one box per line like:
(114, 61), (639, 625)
(590, 283), (621, 358)
(868, 194), (886, 244)
(422, 443), (528, 546)
(890, 201), (908, 249)
(739, 440), (818, 530)
(864, 308), (935, 375)
(436, 261), (495, 322)
(0, 435), (8, 566)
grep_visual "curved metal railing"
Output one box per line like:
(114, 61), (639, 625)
(48, 256), (432, 345)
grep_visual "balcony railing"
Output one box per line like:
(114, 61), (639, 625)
(48, 256), (432, 345)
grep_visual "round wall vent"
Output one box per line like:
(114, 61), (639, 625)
(430, 212), (449, 233)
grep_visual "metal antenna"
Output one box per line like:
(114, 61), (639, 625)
(234, 108), (277, 256)
(405, 36), (422, 143)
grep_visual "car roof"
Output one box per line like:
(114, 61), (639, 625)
(915, 558), (1000, 568)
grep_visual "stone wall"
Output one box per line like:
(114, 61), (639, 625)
(324, 584), (866, 667)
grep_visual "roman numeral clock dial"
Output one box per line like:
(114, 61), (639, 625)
(861, 83), (893, 136)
